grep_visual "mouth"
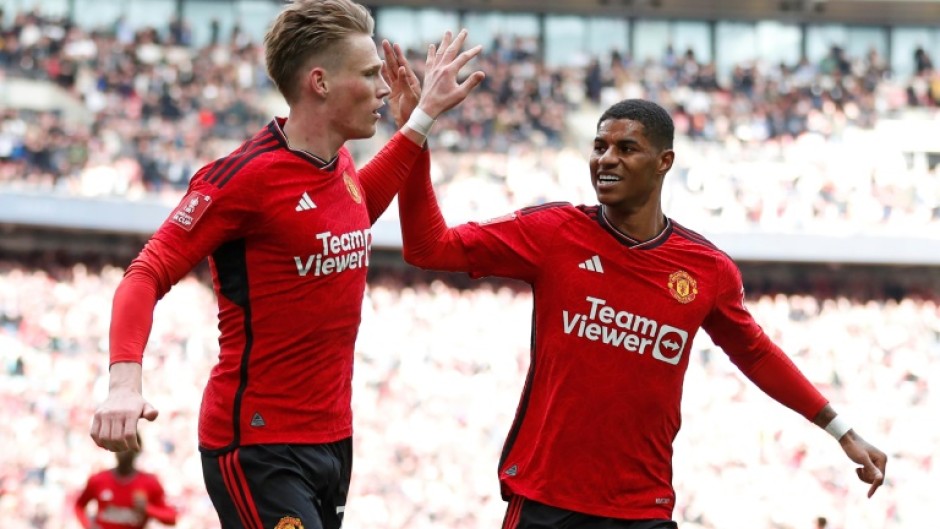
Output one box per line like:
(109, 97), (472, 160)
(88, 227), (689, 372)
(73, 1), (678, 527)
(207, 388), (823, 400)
(372, 103), (385, 119)
(595, 173), (622, 188)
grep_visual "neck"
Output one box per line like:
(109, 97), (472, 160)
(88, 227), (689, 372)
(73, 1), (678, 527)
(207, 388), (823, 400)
(601, 204), (666, 242)
(114, 465), (136, 477)
(282, 105), (341, 161)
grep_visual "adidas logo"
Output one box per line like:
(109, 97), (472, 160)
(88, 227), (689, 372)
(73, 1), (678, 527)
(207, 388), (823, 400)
(250, 412), (265, 427)
(578, 255), (604, 273)
(504, 465), (518, 476)
(295, 192), (316, 212)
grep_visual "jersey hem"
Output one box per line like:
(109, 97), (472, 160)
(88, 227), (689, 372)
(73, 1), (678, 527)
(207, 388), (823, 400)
(503, 482), (675, 521)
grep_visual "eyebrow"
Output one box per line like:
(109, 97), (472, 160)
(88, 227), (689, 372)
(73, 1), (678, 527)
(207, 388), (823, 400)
(594, 137), (641, 147)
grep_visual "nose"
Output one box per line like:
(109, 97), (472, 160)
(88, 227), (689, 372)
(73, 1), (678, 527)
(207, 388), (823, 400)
(377, 71), (391, 98)
(597, 146), (618, 167)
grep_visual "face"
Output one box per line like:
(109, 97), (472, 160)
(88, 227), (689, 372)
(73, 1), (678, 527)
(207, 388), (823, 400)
(589, 118), (674, 213)
(321, 33), (389, 141)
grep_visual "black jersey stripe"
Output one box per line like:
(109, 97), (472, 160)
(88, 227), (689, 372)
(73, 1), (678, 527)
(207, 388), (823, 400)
(519, 201), (569, 216)
(211, 239), (253, 451)
(216, 145), (283, 188)
(520, 201), (569, 215)
(499, 291), (538, 471)
(200, 128), (274, 185)
(673, 222), (720, 252)
(204, 131), (278, 186)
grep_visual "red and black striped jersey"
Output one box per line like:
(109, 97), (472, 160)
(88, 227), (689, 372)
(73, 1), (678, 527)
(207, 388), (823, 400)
(451, 203), (828, 520)
(110, 118), (423, 452)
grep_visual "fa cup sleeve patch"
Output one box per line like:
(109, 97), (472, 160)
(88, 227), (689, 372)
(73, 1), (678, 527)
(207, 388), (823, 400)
(170, 192), (212, 231)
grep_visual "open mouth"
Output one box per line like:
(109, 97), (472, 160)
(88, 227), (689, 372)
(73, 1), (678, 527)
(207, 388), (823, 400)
(596, 174), (622, 187)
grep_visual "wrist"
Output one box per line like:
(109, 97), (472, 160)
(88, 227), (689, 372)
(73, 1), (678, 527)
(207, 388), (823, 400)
(404, 107), (436, 138)
(824, 415), (851, 440)
(108, 362), (143, 392)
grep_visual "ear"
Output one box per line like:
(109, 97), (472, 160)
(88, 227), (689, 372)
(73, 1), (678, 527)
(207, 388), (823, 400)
(657, 149), (675, 177)
(306, 67), (329, 98)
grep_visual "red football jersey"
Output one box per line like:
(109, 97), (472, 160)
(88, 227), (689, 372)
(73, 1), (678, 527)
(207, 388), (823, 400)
(452, 203), (828, 520)
(110, 119), (422, 451)
(75, 470), (175, 529)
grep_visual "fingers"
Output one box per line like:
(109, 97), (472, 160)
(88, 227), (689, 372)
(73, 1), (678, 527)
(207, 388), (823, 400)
(142, 402), (159, 421)
(436, 31), (453, 60)
(454, 45), (483, 69)
(404, 67), (422, 95)
(426, 43), (436, 69)
(91, 411), (133, 452)
(457, 71), (486, 96)
(857, 465), (885, 497)
(124, 419), (141, 451)
(380, 60), (392, 86)
(392, 43), (409, 74)
(441, 28), (469, 62)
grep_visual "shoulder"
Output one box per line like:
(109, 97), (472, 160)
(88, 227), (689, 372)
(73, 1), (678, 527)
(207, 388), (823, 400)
(136, 471), (164, 487)
(670, 219), (740, 277)
(189, 123), (287, 193)
(474, 201), (576, 228)
(670, 220), (727, 256)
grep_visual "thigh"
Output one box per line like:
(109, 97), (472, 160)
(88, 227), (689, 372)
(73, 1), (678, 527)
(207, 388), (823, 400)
(202, 440), (352, 529)
(502, 496), (677, 529)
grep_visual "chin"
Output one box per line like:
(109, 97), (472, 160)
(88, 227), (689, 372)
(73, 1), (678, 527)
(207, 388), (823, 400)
(349, 125), (377, 141)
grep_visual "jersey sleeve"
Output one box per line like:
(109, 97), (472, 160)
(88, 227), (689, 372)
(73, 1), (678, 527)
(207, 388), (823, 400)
(454, 203), (571, 283)
(109, 164), (261, 364)
(702, 255), (828, 420)
(144, 474), (178, 525)
(356, 132), (424, 225)
(73, 474), (98, 529)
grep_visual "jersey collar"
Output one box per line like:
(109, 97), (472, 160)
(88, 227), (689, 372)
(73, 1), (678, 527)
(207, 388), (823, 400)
(596, 206), (673, 250)
(270, 117), (339, 171)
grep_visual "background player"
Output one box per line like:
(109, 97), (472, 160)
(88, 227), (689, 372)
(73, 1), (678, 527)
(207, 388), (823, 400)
(74, 435), (177, 529)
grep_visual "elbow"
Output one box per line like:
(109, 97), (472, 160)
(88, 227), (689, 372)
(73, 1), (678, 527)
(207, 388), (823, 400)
(401, 245), (429, 269)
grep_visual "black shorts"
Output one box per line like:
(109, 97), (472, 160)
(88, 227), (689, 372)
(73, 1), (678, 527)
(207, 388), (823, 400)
(501, 495), (678, 529)
(201, 439), (352, 529)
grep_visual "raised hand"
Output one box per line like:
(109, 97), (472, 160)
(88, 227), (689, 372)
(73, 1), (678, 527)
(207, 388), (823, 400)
(416, 29), (485, 119)
(381, 40), (421, 129)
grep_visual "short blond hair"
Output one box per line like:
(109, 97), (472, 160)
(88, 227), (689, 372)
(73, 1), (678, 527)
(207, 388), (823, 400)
(264, 0), (374, 104)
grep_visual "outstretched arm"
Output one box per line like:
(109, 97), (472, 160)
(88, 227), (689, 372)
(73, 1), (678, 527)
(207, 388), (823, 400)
(398, 149), (470, 271)
(705, 258), (887, 497)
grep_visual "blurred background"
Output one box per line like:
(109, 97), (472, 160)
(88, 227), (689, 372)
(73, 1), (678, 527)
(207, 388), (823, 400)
(0, 0), (938, 528)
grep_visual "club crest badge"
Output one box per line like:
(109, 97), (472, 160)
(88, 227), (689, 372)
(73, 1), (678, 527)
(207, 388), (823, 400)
(343, 172), (362, 204)
(274, 516), (303, 529)
(667, 270), (698, 304)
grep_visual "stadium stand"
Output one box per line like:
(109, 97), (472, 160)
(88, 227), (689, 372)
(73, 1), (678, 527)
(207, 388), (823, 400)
(1, 1), (939, 528)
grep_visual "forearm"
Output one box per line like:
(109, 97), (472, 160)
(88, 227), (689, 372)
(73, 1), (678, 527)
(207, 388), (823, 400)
(398, 150), (470, 271)
(109, 268), (160, 365)
(731, 333), (828, 421)
(74, 503), (92, 529)
(359, 132), (424, 224)
(146, 504), (178, 525)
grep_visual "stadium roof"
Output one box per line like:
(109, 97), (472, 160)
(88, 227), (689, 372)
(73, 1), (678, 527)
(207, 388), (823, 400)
(362, 0), (940, 25)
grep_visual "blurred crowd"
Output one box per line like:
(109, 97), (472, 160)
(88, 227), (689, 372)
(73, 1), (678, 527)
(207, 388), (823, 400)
(0, 258), (938, 529)
(1, 9), (939, 233)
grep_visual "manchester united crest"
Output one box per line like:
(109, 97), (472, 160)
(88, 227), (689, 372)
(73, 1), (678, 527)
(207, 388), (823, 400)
(274, 516), (304, 529)
(343, 172), (362, 204)
(667, 270), (698, 304)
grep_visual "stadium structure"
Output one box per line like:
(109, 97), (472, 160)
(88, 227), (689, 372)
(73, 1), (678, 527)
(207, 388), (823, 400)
(0, 0), (938, 528)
